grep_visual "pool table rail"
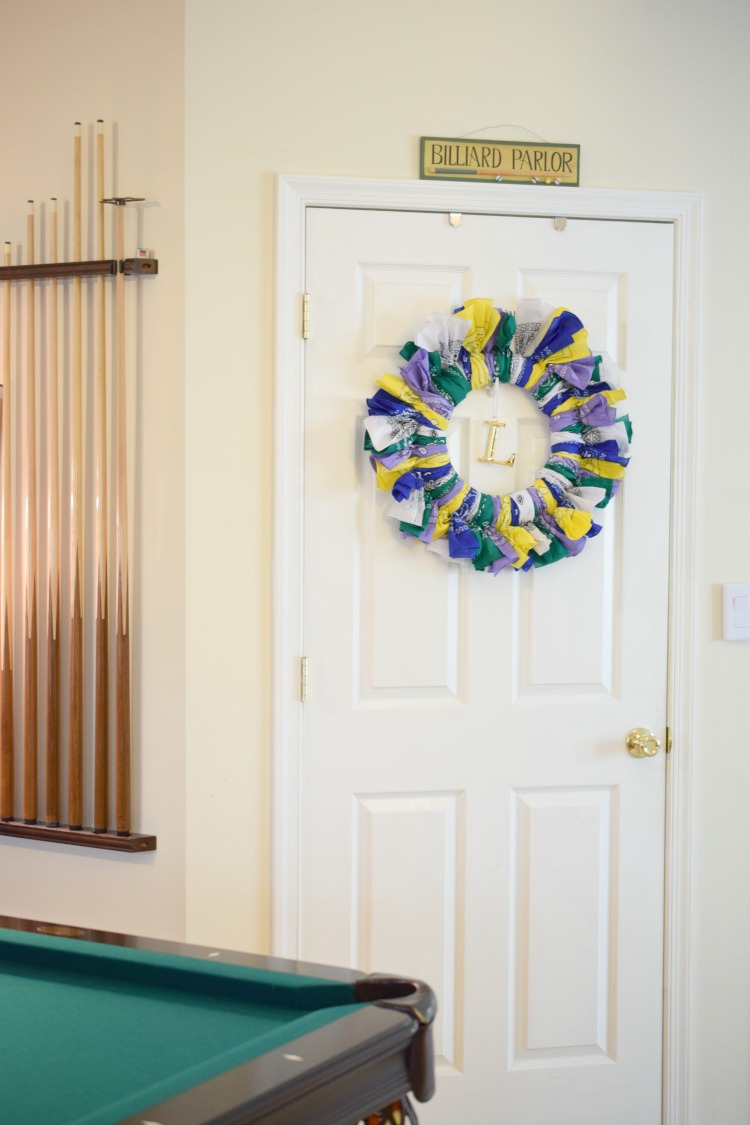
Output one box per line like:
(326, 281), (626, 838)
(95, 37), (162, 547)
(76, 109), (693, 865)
(0, 915), (438, 1125)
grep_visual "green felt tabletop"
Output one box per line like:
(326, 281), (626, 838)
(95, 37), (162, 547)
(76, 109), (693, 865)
(0, 928), (363, 1125)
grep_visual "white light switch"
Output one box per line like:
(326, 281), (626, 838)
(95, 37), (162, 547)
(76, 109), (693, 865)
(723, 584), (750, 640)
(734, 596), (750, 629)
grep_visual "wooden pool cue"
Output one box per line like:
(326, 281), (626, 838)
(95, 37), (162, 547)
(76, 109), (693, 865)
(45, 199), (61, 825)
(110, 197), (130, 835)
(23, 201), (38, 824)
(0, 241), (14, 821)
(68, 123), (83, 830)
(94, 121), (108, 832)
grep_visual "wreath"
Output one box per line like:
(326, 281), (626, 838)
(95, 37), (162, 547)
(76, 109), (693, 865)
(364, 297), (631, 572)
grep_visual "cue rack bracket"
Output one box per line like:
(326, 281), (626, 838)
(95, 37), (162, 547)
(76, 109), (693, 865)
(0, 821), (156, 852)
(0, 258), (158, 282)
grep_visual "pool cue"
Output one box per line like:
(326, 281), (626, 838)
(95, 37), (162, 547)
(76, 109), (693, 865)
(0, 241), (14, 821)
(45, 199), (61, 825)
(111, 198), (130, 835)
(23, 201), (38, 824)
(93, 121), (108, 832)
(68, 123), (83, 830)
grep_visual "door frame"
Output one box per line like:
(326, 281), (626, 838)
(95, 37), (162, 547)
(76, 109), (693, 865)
(273, 174), (701, 1125)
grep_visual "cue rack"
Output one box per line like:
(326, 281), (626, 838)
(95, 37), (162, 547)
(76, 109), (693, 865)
(0, 121), (156, 852)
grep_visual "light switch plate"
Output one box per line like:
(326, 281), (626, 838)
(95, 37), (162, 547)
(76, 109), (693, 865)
(722, 583), (750, 640)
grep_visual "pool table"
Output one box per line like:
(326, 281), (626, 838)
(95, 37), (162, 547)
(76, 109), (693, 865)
(0, 915), (436, 1125)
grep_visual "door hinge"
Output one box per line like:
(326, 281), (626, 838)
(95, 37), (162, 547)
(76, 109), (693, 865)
(300, 656), (309, 702)
(666, 725), (672, 754)
(302, 292), (310, 340)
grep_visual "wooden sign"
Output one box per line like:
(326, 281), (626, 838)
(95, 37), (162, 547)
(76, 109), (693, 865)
(420, 137), (580, 186)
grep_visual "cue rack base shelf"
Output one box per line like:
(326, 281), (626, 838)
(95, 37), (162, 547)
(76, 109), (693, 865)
(0, 820), (157, 852)
(0, 257), (158, 281)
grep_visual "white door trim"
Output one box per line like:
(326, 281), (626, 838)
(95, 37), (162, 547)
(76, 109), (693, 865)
(273, 175), (701, 1125)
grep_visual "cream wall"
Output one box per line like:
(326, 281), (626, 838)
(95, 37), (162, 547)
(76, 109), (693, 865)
(184, 3), (750, 1123)
(0, 0), (185, 937)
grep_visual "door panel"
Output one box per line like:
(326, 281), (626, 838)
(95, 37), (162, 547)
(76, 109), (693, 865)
(510, 785), (618, 1063)
(300, 208), (673, 1123)
(354, 790), (464, 1067)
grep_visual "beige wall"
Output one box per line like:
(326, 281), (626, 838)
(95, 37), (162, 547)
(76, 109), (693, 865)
(0, 0), (747, 1121)
(0, 0), (185, 937)
(184, 2), (750, 1123)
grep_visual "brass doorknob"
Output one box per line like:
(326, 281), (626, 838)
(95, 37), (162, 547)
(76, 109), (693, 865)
(626, 727), (661, 758)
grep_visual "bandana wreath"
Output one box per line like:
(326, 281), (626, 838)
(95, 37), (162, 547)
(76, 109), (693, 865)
(364, 297), (631, 572)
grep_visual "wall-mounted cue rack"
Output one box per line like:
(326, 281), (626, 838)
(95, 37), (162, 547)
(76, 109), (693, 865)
(0, 121), (157, 852)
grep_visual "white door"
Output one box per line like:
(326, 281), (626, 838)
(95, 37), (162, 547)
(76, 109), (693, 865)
(298, 207), (673, 1125)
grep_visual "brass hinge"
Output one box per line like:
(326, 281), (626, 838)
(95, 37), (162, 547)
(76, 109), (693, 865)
(302, 292), (310, 340)
(666, 725), (672, 754)
(300, 656), (309, 703)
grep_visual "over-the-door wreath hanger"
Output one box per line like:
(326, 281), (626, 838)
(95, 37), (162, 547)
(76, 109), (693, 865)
(364, 298), (631, 573)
